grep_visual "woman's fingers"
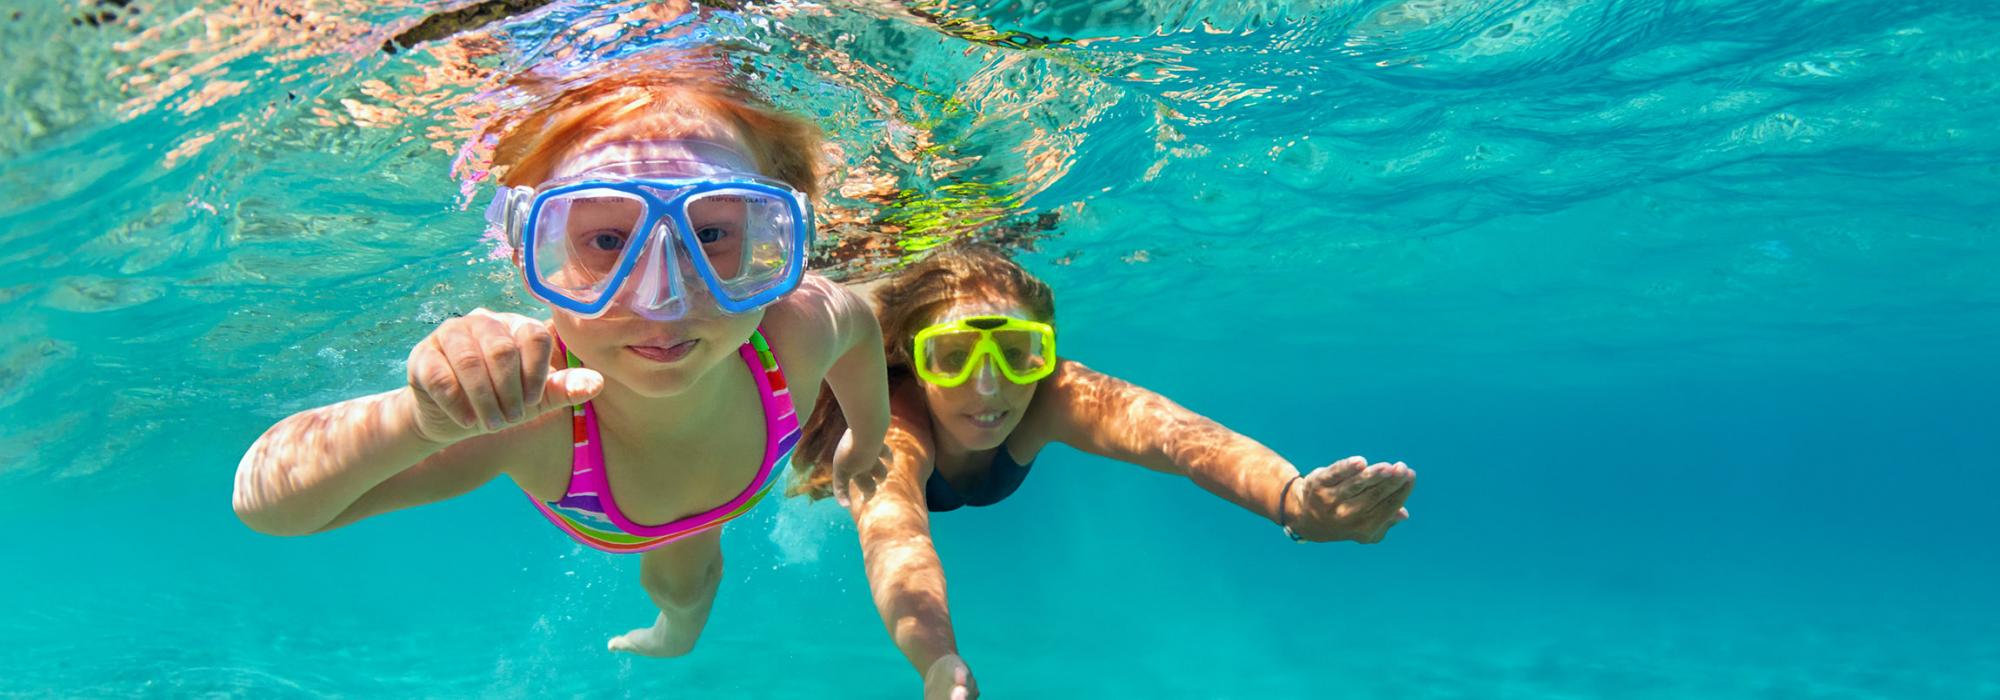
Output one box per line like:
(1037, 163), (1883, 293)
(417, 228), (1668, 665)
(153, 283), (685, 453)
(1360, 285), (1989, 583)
(1305, 458), (1366, 491)
(1335, 463), (1402, 502)
(1357, 480), (1415, 524)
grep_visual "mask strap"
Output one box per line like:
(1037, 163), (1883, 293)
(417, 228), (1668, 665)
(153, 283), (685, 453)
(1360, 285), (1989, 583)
(551, 139), (760, 180)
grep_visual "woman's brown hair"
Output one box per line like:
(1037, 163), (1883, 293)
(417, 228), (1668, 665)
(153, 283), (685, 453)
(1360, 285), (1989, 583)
(790, 243), (1055, 499)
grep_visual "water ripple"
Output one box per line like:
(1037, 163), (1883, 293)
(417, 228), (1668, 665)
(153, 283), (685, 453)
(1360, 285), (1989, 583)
(0, 0), (1997, 486)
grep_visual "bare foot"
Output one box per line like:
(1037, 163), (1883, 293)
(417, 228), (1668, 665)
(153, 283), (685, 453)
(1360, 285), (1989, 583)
(607, 613), (699, 657)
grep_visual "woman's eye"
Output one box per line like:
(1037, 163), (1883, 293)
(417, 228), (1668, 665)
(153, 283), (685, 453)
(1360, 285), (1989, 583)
(695, 226), (732, 244)
(944, 351), (970, 366)
(1003, 348), (1027, 363)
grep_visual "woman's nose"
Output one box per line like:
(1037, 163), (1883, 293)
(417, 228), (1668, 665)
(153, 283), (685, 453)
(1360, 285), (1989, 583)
(973, 358), (1001, 396)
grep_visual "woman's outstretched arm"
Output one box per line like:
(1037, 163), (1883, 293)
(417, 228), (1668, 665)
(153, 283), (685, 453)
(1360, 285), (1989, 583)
(846, 407), (978, 697)
(1042, 360), (1413, 542)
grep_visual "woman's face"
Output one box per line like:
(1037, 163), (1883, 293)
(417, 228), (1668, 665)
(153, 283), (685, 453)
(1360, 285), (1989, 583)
(524, 128), (767, 398)
(917, 296), (1046, 452)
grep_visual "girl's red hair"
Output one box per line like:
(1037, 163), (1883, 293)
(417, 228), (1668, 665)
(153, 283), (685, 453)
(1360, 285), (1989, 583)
(487, 69), (822, 197)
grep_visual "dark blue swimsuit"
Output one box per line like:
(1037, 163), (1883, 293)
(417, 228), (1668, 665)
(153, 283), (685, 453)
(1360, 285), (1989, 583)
(925, 448), (1034, 512)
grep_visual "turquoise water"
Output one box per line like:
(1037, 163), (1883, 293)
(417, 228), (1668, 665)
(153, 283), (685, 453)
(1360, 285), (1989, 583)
(4, 0), (1999, 696)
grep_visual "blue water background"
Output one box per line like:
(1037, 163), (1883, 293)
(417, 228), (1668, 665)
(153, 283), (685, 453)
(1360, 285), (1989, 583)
(2, 0), (1998, 696)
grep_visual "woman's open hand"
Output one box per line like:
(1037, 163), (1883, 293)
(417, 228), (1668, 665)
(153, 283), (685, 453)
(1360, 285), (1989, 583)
(1286, 456), (1414, 543)
(923, 654), (977, 700)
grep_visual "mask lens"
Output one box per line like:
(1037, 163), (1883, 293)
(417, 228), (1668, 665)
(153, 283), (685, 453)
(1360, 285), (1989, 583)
(923, 331), (985, 379)
(530, 189), (648, 306)
(681, 188), (798, 301)
(990, 328), (1049, 376)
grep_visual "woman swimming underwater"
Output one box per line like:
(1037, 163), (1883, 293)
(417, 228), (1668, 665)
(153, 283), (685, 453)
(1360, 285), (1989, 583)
(794, 244), (1416, 697)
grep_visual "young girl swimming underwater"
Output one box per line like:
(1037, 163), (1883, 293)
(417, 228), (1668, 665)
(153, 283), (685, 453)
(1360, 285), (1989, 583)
(233, 70), (891, 658)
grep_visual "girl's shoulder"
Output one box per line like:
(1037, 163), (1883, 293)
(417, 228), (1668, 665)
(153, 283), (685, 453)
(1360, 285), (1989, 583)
(760, 273), (869, 368)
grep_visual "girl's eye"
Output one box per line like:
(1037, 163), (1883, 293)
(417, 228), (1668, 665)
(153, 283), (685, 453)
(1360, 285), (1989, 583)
(586, 231), (626, 251)
(944, 351), (970, 366)
(696, 226), (731, 244)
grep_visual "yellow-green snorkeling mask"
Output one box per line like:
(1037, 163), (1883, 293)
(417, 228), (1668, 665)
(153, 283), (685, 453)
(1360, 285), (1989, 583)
(912, 315), (1056, 387)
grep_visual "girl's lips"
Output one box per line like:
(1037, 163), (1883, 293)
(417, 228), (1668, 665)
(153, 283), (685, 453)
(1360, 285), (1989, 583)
(626, 338), (698, 363)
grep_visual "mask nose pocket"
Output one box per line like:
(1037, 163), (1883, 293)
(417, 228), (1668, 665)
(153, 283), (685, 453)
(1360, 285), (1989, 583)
(624, 220), (689, 320)
(973, 351), (1002, 395)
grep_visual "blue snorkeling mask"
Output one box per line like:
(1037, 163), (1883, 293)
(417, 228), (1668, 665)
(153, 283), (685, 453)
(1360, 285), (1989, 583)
(485, 140), (814, 321)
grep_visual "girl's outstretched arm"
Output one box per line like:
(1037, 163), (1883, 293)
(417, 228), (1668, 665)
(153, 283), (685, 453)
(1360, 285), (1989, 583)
(815, 279), (893, 505)
(1042, 360), (1412, 543)
(232, 309), (599, 535)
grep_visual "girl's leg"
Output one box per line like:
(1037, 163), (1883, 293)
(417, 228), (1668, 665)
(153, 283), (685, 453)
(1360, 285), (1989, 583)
(608, 528), (724, 657)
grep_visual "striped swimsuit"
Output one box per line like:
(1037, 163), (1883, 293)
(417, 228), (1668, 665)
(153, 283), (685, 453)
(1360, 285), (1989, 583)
(527, 329), (801, 553)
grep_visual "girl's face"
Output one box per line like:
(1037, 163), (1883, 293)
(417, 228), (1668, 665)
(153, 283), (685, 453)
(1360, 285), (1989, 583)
(547, 296), (764, 399)
(526, 128), (768, 398)
(918, 296), (1046, 452)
